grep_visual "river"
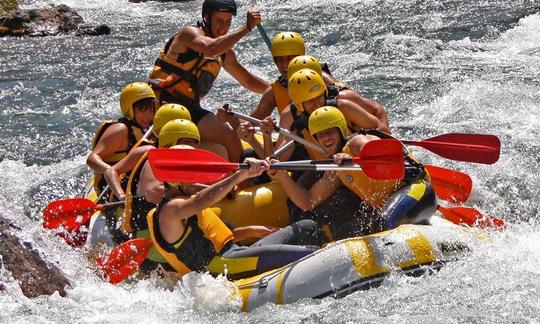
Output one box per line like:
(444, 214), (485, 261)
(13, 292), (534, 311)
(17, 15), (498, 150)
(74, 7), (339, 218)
(1, 0), (539, 322)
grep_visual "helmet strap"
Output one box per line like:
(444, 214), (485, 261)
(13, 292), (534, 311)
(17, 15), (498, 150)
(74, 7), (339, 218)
(199, 15), (213, 37)
(277, 75), (288, 88)
(338, 136), (346, 151)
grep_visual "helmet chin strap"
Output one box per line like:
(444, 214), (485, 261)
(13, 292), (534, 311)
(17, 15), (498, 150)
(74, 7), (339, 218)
(201, 15), (213, 37)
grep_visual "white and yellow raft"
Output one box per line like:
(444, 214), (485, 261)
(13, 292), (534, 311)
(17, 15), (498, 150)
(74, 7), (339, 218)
(233, 218), (482, 312)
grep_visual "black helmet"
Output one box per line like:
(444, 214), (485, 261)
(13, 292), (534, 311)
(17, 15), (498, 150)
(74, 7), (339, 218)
(202, 0), (237, 16)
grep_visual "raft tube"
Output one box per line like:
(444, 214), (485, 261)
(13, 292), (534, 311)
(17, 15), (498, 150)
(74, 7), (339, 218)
(234, 218), (482, 312)
(87, 179), (291, 247)
(210, 180), (290, 229)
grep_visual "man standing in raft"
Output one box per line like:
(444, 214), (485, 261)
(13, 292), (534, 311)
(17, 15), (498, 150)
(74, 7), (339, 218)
(148, 0), (268, 163)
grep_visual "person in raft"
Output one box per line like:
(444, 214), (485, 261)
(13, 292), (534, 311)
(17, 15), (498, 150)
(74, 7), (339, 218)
(260, 68), (387, 161)
(269, 106), (437, 240)
(247, 33), (388, 128)
(234, 34), (389, 158)
(103, 103), (193, 202)
(87, 82), (157, 201)
(146, 149), (326, 280)
(147, 0), (268, 163)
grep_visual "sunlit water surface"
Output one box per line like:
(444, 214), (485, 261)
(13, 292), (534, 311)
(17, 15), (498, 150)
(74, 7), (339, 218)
(1, 0), (539, 322)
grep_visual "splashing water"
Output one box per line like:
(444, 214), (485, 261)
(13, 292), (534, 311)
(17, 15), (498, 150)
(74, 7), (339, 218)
(1, 0), (539, 322)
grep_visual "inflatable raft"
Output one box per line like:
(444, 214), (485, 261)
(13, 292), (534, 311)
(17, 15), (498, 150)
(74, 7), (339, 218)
(85, 178), (483, 312)
(233, 217), (482, 311)
(87, 180), (291, 248)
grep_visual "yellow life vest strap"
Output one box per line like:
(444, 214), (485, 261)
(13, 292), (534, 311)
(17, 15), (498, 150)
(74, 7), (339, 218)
(122, 152), (149, 233)
(271, 78), (290, 114)
(147, 208), (192, 275)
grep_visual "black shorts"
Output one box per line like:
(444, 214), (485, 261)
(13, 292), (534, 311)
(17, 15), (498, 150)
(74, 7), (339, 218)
(159, 91), (211, 124)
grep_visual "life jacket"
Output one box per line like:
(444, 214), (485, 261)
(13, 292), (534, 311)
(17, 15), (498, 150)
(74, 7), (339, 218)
(147, 200), (234, 275)
(91, 118), (145, 195)
(289, 97), (339, 159)
(337, 130), (428, 209)
(122, 152), (157, 234)
(271, 76), (290, 114)
(337, 141), (402, 209)
(327, 82), (349, 98)
(148, 26), (223, 104)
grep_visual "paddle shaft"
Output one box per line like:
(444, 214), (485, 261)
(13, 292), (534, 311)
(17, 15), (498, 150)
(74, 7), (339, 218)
(228, 111), (327, 154)
(271, 140), (296, 159)
(237, 162), (367, 172)
(97, 200), (126, 211)
(256, 24), (272, 50)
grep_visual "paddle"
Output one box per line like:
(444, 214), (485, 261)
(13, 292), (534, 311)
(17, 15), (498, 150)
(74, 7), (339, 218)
(271, 139), (296, 159)
(95, 238), (153, 284)
(44, 126), (154, 247)
(256, 24), (272, 50)
(277, 157), (473, 203)
(437, 205), (505, 229)
(43, 198), (124, 231)
(231, 111), (500, 165)
(148, 140), (404, 183)
(424, 164), (472, 203)
(402, 133), (500, 165)
(227, 111), (327, 154)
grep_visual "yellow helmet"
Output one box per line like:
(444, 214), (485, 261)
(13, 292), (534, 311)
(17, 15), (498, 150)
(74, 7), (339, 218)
(152, 104), (192, 137)
(288, 68), (327, 112)
(119, 82), (156, 120)
(159, 119), (201, 148)
(271, 32), (306, 57)
(308, 106), (349, 139)
(288, 55), (322, 79)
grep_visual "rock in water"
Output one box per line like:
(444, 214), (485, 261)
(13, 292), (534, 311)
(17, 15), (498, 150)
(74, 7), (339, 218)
(0, 4), (110, 37)
(0, 216), (71, 298)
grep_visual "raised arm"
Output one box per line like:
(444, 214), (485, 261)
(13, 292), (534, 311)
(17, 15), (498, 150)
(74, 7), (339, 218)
(261, 110), (296, 160)
(223, 49), (269, 93)
(161, 158), (269, 221)
(237, 121), (266, 158)
(339, 99), (387, 133)
(170, 11), (260, 57)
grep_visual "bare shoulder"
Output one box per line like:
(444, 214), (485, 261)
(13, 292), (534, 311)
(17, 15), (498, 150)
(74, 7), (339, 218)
(174, 26), (204, 47)
(337, 97), (354, 108)
(161, 196), (192, 218)
(179, 25), (202, 37)
(322, 71), (337, 83)
(101, 122), (129, 139)
(128, 145), (153, 161)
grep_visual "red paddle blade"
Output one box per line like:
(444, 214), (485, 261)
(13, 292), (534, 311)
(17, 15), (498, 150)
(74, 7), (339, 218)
(438, 206), (505, 229)
(425, 164), (473, 203)
(43, 198), (97, 231)
(96, 238), (153, 284)
(404, 133), (500, 164)
(148, 148), (239, 183)
(354, 139), (405, 180)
